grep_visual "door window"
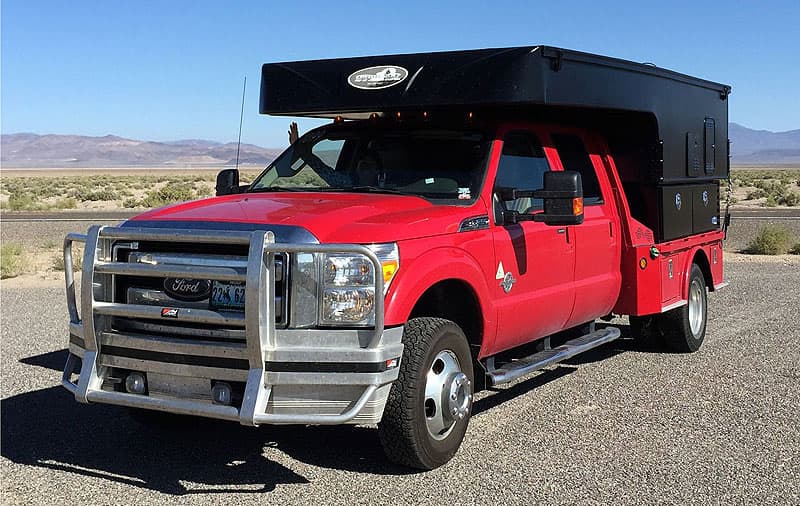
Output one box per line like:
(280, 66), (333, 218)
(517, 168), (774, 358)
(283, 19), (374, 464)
(551, 133), (603, 204)
(495, 131), (551, 213)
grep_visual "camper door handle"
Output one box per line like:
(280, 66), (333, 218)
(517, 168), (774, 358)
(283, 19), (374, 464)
(557, 228), (566, 234)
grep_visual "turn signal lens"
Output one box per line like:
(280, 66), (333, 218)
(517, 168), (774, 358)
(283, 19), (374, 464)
(367, 243), (400, 292)
(381, 260), (398, 285)
(639, 258), (648, 270)
(573, 197), (584, 215)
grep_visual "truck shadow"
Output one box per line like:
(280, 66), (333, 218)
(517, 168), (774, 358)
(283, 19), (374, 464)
(5, 328), (648, 490)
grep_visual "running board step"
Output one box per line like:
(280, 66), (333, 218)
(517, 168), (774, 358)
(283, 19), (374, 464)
(487, 327), (621, 386)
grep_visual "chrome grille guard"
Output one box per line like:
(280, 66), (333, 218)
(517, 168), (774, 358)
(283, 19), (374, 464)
(62, 225), (388, 425)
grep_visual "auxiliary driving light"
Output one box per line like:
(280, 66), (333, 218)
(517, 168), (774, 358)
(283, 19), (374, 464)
(212, 382), (233, 405)
(125, 372), (147, 394)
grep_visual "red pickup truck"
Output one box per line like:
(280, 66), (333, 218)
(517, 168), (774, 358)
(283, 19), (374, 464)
(62, 46), (730, 469)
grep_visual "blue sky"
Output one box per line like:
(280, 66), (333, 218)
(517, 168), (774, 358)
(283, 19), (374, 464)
(2, 0), (798, 148)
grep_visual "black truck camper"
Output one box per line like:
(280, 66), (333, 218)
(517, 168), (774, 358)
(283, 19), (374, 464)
(260, 46), (731, 242)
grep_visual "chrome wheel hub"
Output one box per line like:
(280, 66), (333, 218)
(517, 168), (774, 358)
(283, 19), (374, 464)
(688, 278), (705, 336)
(424, 350), (472, 441)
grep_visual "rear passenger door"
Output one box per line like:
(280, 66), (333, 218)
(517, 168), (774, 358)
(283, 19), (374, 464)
(490, 129), (576, 353)
(549, 131), (621, 328)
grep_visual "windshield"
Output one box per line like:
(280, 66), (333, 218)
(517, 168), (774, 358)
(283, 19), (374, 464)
(249, 121), (490, 202)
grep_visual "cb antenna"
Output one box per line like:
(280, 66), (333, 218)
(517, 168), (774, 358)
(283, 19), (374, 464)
(234, 76), (246, 170)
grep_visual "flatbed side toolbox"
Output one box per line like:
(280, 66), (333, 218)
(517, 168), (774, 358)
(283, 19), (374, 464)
(655, 183), (721, 242)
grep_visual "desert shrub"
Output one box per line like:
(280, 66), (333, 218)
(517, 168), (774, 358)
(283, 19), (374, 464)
(52, 197), (78, 209)
(745, 189), (766, 200)
(1, 243), (27, 279)
(790, 243), (800, 255)
(4, 194), (40, 211)
(52, 251), (83, 271)
(745, 224), (794, 255)
(137, 183), (195, 208)
(779, 192), (800, 207)
(69, 188), (121, 201)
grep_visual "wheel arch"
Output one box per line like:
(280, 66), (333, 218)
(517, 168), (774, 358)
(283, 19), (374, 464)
(384, 247), (495, 358)
(407, 279), (484, 359)
(689, 248), (713, 292)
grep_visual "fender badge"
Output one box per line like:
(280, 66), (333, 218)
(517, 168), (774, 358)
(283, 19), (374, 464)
(675, 193), (682, 211)
(495, 262), (505, 280)
(500, 272), (516, 293)
(161, 308), (179, 318)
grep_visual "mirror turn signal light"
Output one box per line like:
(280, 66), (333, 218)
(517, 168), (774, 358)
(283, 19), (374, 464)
(573, 197), (584, 215)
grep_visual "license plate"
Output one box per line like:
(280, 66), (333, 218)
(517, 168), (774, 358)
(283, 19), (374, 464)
(210, 281), (246, 310)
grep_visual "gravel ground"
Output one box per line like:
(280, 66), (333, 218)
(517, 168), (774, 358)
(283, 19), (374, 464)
(2, 243), (799, 504)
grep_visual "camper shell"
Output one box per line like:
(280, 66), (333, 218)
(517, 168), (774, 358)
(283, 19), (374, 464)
(261, 46), (731, 241)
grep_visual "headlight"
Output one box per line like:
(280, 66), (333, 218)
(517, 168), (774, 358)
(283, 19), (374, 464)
(320, 243), (399, 326)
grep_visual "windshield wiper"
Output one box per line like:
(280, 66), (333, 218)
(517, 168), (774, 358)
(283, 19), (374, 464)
(347, 186), (415, 195)
(247, 186), (306, 193)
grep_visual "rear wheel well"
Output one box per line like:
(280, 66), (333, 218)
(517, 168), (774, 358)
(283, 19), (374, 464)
(692, 250), (713, 291)
(408, 280), (483, 358)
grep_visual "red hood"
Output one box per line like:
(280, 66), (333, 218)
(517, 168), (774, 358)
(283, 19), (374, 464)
(129, 192), (484, 243)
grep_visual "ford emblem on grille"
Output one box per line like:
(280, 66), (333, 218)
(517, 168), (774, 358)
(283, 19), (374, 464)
(163, 278), (212, 302)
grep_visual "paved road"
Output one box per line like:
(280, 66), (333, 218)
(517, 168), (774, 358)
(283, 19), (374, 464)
(2, 258), (798, 505)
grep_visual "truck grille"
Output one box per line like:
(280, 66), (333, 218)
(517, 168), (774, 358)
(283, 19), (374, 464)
(109, 241), (287, 342)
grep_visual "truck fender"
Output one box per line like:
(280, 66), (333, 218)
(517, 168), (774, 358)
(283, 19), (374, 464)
(681, 246), (714, 298)
(384, 247), (496, 342)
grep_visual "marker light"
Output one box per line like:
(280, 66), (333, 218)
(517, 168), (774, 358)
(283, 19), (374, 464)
(639, 258), (648, 270)
(573, 197), (584, 215)
(125, 372), (147, 394)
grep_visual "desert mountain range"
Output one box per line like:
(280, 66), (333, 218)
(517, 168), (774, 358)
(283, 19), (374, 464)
(0, 133), (282, 168)
(1, 123), (799, 168)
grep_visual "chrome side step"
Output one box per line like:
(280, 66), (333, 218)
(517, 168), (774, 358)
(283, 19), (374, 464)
(486, 327), (621, 386)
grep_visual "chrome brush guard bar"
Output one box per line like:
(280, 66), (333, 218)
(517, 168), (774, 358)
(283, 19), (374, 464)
(61, 225), (394, 425)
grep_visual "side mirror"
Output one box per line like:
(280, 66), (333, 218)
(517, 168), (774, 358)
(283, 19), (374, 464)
(215, 168), (240, 196)
(532, 171), (584, 226)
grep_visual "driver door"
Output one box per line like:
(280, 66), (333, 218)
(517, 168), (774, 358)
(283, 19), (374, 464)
(490, 129), (576, 353)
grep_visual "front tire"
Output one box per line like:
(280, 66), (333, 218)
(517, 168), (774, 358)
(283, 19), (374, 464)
(378, 318), (474, 470)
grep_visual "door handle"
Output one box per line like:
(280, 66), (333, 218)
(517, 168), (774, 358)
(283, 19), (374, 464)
(557, 228), (566, 234)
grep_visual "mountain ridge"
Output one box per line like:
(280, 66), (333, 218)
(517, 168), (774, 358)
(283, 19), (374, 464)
(2, 124), (799, 168)
(1, 133), (281, 168)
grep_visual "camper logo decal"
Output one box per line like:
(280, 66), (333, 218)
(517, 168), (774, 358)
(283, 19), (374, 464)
(348, 66), (409, 90)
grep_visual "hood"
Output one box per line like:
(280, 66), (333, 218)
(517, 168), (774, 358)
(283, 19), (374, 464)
(129, 192), (485, 243)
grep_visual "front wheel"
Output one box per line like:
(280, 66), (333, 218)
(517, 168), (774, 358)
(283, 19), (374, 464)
(378, 318), (474, 470)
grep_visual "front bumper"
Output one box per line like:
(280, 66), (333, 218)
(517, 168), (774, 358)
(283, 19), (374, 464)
(62, 226), (403, 425)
